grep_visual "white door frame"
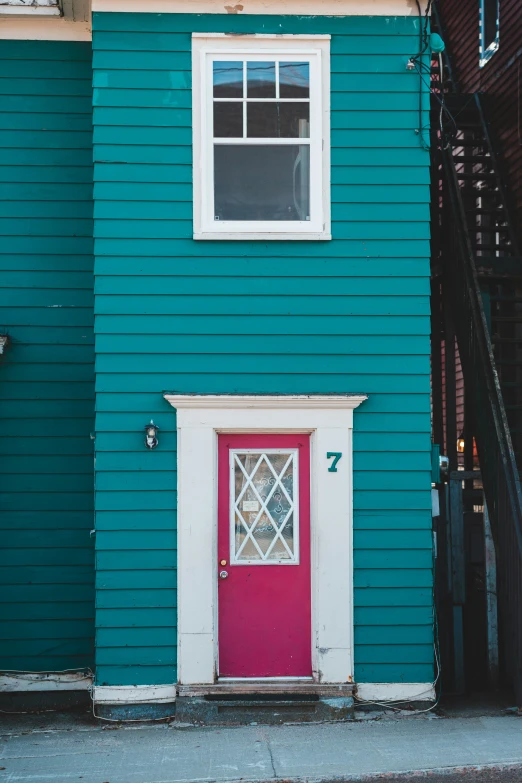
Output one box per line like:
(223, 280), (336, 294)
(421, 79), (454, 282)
(164, 394), (366, 685)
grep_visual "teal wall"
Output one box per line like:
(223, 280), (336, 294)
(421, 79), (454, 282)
(0, 41), (95, 671)
(92, 12), (433, 687)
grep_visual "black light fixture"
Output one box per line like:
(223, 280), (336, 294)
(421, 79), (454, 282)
(145, 420), (159, 450)
(457, 431), (465, 454)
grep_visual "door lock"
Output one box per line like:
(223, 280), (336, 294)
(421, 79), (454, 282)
(219, 570), (229, 579)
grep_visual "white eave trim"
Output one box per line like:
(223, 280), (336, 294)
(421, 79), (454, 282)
(0, 18), (91, 38)
(91, 0), (429, 15)
(164, 394), (367, 410)
(0, 5), (61, 13)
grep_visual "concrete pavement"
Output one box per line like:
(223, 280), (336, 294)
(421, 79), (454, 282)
(1, 710), (522, 783)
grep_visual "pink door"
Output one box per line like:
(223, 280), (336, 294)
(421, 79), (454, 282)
(218, 434), (311, 678)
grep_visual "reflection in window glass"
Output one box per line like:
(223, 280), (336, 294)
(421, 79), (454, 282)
(213, 61), (243, 97)
(214, 144), (310, 222)
(279, 61), (310, 98)
(214, 102), (243, 138)
(247, 103), (310, 138)
(247, 61), (276, 98)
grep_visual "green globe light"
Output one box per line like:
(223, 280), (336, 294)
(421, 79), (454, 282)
(430, 33), (446, 53)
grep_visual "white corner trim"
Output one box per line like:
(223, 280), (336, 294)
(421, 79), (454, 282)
(91, 0), (429, 15)
(164, 392), (367, 686)
(0, 18), (91, 38)
(0, 672), (92, 692)
(94, 685), (177, 704)
(356, 683), (436, 702)
(165, 394), (367, 410)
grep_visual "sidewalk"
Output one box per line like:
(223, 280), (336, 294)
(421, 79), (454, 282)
(1, 709), (522, 783)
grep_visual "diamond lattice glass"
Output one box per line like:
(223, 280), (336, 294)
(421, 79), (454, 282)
(232, 450), (298, 563)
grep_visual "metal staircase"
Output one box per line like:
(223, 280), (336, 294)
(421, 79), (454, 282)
(431, 56), (522, 701)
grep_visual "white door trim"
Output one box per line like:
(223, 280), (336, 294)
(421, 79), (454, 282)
(164, 394), (366, 685)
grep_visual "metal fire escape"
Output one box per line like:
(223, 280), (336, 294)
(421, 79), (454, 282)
(430, 15), (522, 703)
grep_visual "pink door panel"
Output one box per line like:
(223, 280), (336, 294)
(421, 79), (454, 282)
(218, 434), (311, 678)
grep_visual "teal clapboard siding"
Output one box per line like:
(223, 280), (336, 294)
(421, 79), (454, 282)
(0, 41), (95, 672)
(92, 12), (433, 687)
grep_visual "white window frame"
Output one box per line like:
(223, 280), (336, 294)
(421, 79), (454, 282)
(479, 0), (500, 68)
(192, 34), (331, 241)
(230, 447), (300, 566)
(163, 393), (367, 686)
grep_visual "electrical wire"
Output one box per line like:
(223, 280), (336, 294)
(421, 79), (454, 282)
(408, 0), (434, 151)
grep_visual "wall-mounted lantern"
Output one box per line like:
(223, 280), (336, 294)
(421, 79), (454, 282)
(145, 420), (159, 450)
(457, 432), (465, 454)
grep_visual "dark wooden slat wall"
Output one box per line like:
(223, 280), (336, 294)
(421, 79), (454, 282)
(438, 0), (522, 244)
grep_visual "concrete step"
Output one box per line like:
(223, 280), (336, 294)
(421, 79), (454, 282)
(175, 693), (354, 725)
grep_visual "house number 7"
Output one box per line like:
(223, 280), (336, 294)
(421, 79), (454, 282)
(326, 452), (342, 472)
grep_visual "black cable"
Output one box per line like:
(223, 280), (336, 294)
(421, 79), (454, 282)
(411, 0), (434, 151)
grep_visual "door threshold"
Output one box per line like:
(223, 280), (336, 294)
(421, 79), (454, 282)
(178, 680), (355, 698)
(219, 676), (314, 682)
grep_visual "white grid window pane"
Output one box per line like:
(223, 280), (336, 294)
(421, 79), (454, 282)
(212, 57), (312, 224)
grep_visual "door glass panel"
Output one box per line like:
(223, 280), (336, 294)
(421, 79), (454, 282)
(232, 450), (298, 564)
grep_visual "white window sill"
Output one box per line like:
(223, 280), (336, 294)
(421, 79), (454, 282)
(194, 232), (332, 241)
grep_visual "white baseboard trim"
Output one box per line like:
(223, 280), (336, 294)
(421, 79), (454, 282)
(355, 682), (436, 703)
(0, 672), (92, 692)
(94, 684), (176, 705)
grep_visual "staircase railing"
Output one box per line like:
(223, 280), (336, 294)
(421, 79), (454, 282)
(441, 140), (522, 704)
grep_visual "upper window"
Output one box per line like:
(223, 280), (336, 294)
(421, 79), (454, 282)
(192, 35), (331, 241)
(480, 0), (500, 67)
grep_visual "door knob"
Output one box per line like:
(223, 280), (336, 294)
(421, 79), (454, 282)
(219, 570), (229, 579)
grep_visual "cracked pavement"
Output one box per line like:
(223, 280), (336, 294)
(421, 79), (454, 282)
(1, 711), (522, 782)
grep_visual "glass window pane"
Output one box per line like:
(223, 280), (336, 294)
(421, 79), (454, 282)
(214, 145), (310, 222)
(214, 102), (243, 138)
(247, 61), (276, 98)
(213, 61), (243, 98)
(279, 61), (309, 98)
(247, 103), (278, 137)
(232, 452), (296, 563)
(483, 0), (498, 49)
(247, 103), (310, 138)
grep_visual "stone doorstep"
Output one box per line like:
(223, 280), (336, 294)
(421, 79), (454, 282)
(174, 695), (354, 725)
(177, 681), (356, 698)
(175, 681), (355, 725)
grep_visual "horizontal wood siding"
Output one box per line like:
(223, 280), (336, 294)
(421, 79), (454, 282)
(0, 41), (95, 672)
(92, 12), (433, 686)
